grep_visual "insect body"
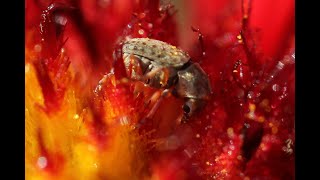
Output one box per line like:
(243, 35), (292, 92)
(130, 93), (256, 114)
(118, 38), (212, 120)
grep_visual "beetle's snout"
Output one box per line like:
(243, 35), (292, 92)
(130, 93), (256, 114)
(182, 99), (204, 118)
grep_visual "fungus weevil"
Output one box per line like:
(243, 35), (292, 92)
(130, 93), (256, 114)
(98, 38), (212, 122)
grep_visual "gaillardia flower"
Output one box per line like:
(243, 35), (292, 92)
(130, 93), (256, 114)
(25, 0), (294, 179)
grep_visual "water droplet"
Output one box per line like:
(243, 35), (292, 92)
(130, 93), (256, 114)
(37, 156), (47, 169)
(272, 84), (280, 92)
(34, 44), (42, 52)
(54, 15), (67, 26)
(247, 91), (254, 99)
(45, 4), (53, 11)
(282, 146), (288, 151)
(283, 86), (287, 91)
(227, 128), (234, 138)
(276, 61), (285, 70)
(244, 123), (250, 128)
(138, 29), (145, 35)
(139, 13), (146, 19)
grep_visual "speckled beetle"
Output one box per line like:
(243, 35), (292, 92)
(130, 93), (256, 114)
(98, 38), (212, 121)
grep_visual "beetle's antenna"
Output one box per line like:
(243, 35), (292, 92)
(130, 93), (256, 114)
(145, 89), (171, 119)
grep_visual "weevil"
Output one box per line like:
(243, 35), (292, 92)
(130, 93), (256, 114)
(98, 38), (212, 122)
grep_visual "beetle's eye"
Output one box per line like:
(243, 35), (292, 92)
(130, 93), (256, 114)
(183, 104), (191, 114)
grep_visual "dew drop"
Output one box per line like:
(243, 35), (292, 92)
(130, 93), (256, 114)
(227, 128), (234, 138)
(283, 86), (287, 92)
(291, 53), (295, 60)
(244, 123), (250, 128)
(37, 156), (47, 169)
(148, 23), (153, 29)
(138, 29), (145, 35)
(276, 61), (285, 70)
(247, 91), (254, 99)
(34, 44), (42, 52)
(139, 13), (146, 19)
(54, 15), (67, 26)
(272, 84), (280, 92)
(46, 4), (53, 11)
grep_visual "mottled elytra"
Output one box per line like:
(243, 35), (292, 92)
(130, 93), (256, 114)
(122, 38), (190, 68)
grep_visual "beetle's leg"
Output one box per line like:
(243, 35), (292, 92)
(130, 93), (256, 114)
(94, 73), (116, 94)
(144, 67), (170, 88)
(160, 68), (170, 88)
(129, 54), (144, 78)
(123, 53), (144, 80)
(145, 89), (171, 119)
(144, 67), (163, 79)
(95, 74), (108, 94)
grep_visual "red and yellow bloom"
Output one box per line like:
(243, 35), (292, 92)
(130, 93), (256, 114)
(26, 0), (294, 179)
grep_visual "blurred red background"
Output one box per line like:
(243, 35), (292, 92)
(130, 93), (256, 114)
(25, 0), (295, 179)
